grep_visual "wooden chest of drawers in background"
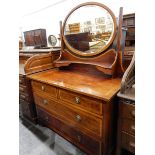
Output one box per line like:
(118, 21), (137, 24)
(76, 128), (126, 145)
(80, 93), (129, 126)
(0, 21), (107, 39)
(19, 49), (60, 123)
(19, 74), (37, 123)
(116, 99), (135, 155)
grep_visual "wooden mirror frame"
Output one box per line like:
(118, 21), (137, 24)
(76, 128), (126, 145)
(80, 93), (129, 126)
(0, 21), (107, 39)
(62, 2), (117, 57)
(54, 2), (125, 77)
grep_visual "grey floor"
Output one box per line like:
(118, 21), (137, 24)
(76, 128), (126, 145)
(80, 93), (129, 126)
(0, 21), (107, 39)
(19, 118), (86, 155)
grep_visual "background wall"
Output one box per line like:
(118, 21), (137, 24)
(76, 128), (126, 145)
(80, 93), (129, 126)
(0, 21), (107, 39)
(19, 0), (135, 47)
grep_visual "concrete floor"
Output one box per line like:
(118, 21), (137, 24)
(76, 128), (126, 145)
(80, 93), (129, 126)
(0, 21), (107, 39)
(19, 118), (86, 155)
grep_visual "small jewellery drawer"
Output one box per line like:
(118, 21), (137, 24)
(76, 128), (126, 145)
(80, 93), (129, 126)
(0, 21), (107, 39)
(34, 93), (102, 138)
(59, 89), (103, 115)
(36, 106), (101, 155)
(121, 132), (135, 154)
(32, 81), (57, 98)
(121, 118), (135, 136)
(121, 102), (135, 120)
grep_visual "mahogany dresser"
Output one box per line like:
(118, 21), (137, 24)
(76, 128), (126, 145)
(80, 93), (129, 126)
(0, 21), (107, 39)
(19, 48), (60, 123)
(116, 55), (135, 155)
(26, 64), (121, 155)
(24, 2), (127, 154)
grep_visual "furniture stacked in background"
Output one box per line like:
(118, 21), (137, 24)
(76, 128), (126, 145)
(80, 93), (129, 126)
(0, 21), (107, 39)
(123, 13), (135, 69)
(19, 48), (60, 123)
(116, 55), (135, 155)
(24, 29), (47, 48)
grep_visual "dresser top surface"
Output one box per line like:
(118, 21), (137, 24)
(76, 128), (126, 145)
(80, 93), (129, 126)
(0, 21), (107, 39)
(28, 66), (121, 101)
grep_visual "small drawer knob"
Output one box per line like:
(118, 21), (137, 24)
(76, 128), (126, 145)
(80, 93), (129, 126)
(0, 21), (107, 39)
(43, 99), (48, 105)
(41, 86), (45, 91)
(75, 97), (80, 104)
(76, 115), (81, 122)
(77, 135), (81, 142)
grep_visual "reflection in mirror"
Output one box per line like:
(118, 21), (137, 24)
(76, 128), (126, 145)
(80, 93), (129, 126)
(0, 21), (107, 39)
(64, 5), (115, 55)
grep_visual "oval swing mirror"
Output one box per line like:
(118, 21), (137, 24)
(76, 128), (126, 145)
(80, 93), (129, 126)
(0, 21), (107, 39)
(63, 2), (117, 57)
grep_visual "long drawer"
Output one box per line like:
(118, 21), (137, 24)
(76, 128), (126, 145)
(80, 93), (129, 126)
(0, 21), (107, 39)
(58, 89), (103, 115)
(33, 92), (103, 138)
(36, 106), (102, 155)
(32, 81), (57, 98)
(121, 132), (135, 154)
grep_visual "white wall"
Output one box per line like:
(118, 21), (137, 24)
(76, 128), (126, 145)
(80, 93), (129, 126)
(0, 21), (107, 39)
(19, 0), (135, 46)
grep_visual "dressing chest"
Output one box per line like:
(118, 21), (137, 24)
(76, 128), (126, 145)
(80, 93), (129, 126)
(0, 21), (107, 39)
(24, 2), (128, 154)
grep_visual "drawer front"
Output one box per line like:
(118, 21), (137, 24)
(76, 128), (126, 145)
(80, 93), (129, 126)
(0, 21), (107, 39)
(121, 101), (135, 120)
(121, 132), (135, 154)
(34, 93), (102, 138)
(19, 92), (29, 101)
(121, 118), (135, 136)
(19, 75), (25, 85)
(19, 85), (27, 94)
(37, 106), (101, 155)
(32, 81), (57, 98)
(59, 89), (103, 115)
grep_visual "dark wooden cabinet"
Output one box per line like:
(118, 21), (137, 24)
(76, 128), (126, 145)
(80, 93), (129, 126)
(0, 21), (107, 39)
(24, 29), (47, 48)
(123, 13), (135, 69)
(117, 100), (135, 155)
(116, 55), (135, 155)
(19, 74), (37, 123)
(123, 13), (135, 47)
(19, 49), (60, 123)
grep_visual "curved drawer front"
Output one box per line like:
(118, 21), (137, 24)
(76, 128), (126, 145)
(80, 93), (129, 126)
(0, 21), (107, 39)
(34, 93), (102, 138)
(32, 81), (57, 98)
(59, 89), (103, 115)
(36, 106), (101, 155)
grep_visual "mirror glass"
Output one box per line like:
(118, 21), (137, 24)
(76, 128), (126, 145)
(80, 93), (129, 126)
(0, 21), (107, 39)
(64, 4), (116, 56)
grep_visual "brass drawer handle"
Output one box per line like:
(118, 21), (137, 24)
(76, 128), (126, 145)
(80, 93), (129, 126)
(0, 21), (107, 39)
(76, 115), (81, 122)
(41, 86), (45, 91)
(75, 97), (80, 104)
(129, 142), (135, 148)
(43, 99), (48, 105)
(77, 135), (81, 142)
